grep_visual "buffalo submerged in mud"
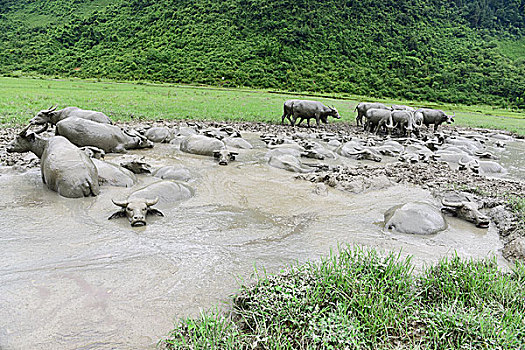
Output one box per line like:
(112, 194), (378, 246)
(1, 113), (524, 350)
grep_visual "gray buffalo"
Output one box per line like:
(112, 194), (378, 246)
(268, 154), (316, 173)
(391, 104), (416, 112)
(441, 192), (490, 228)
(354, 102), (391, 127)
(289, 100), (340, 127)
(6, 124), (100, 198)
(364, 109), (395, 135)
(92, 159), (136, 187)
(384, 202), (447, 235)
(335, 141), (382, 162)
(415, 108), (455, 132)
(56, 117), (153, 153)
(109, 181), (194, 226)
(392, 110), (419, 137)
(281, 99), (300, 125)
(213, 149), (239, 165)
(145, 127), (174, 143)
(180, 134), (239, 165)
(31, 105), (112, 125)
(180, 134), (225, 156)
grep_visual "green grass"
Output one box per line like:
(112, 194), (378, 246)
(162, 247), (525, 349)
(1, 77), (524, 135)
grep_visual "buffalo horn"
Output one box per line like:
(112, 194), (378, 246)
(145, 197), (159, 207)
(112, 199), (129, 208)
(34, 123), (49, 134)
(441, 198), (464, 208)
(18, 124), (32, 137)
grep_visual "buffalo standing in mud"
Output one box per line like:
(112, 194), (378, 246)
(364, 109), (395, 135)
(283, 100), (340, 127)
(354, 102), (391, 127)
(6, 124), (100, 198)
(31, 105), (112, 125)
(415, 108), (455, 132)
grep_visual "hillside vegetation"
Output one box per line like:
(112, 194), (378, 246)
(1, 0), (524, 108)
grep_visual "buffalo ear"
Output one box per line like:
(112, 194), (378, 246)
(147, 208), (164, 217)
(108, 210), (126, 220)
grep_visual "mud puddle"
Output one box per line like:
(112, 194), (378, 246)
(0, 139), (506, 349)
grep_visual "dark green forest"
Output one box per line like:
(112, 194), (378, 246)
(1, 0), (524, 107)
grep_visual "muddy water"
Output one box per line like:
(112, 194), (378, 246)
(498, 140), (525, 181)
(0, 137), (506, 349)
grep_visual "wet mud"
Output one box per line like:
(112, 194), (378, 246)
(0, 120), (523, 349)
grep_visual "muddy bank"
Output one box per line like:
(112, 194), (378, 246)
(1, 120), (524, 262)
(1, 119), (523, 349)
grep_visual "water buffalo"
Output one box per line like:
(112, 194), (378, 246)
(289, 100), (340, 127)
(213, 149), (239, 165)
(92, 159), (136, 187)
(145, 127), (173, 143)
(109, 181), (194, 226)
(6, 124), (100, 198)
(335, 141), (382, 162)
(268, 154), (315, 173)
(441, 192), (490, 228)
(281, 99), (300, 125)
(364, 109), (395, 135)
(392, 110), (419, 137)
(354, 102), (391, 127)
(180, 134), (225, 156)
(391, 104), (416, 112)
(56, 117), (153, 153)
(153, 165), (193, 182)
(384, 202), (447, 235)
(31, 106), (112, 125)
(415, 108), (454, 132)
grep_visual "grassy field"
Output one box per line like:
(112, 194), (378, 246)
(1, 77), (524, 135)
(162, 247), (525, 349)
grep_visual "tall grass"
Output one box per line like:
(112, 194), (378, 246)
(162, 247), (525, 349)
(1, 77), (524, 135)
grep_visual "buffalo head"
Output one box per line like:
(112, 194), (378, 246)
(30, 105), (58, 125)
(329, 106), (341, 119)
(6, 124), (49, 154)
(109, 197), (163, 226)
(213, 149), (238, 165)
(441, 196), (489, 228)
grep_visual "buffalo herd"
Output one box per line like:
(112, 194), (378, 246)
(5, 101), (512, 233)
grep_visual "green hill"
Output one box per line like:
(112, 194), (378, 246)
(0, 0), (524, 108)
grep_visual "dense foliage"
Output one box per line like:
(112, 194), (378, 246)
(0, 0), (524, 107)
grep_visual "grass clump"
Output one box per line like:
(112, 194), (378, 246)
(162, 247), (525, 349)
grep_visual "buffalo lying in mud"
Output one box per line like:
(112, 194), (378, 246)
(31, 105), (112, 125)
(282, 100), (340, 127)
(56, 117), (153, 153)
(440, 192), (490, 228)
(180, 134), (238, 165)
(6, 124), (100, 198)
(109, 181), (194, 226)
(384, 202), (447, 235)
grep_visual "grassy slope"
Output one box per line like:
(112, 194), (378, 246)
(1, 77), (524, 135)
(162, 247), (525, 349)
